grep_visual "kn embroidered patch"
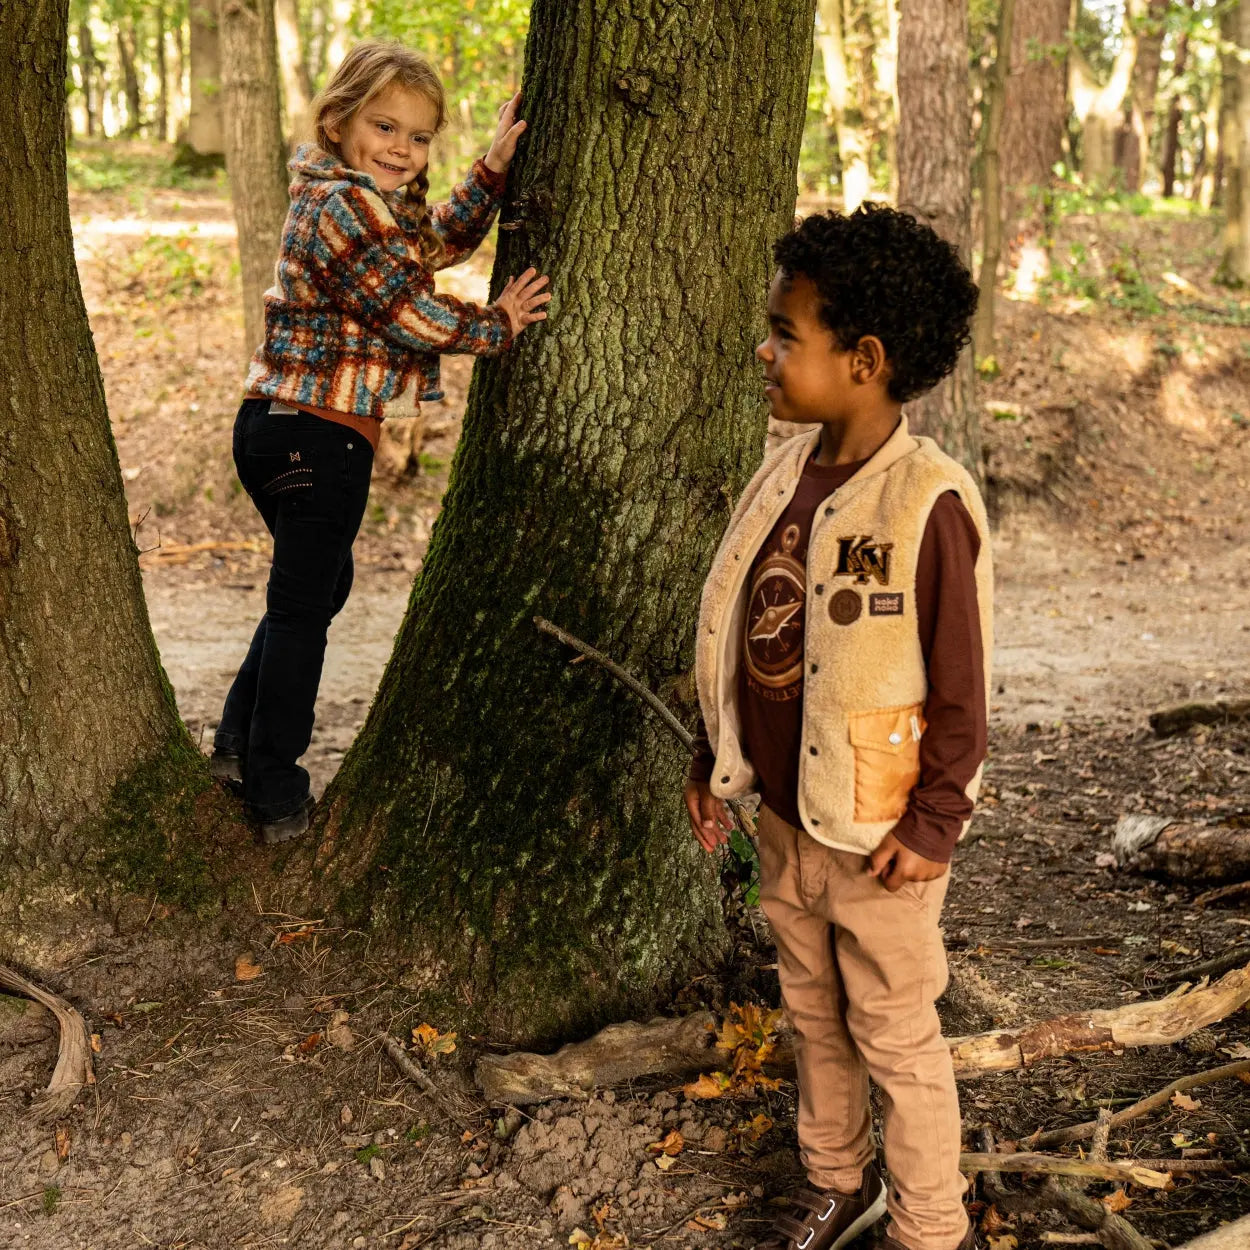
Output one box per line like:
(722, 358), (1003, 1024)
(829, 588), (863, 625)
(834, 536), (893, 585)
(869, 592), (904, 616)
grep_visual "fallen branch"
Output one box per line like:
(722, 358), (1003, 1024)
(1194, 880), (1250, 908)
(946, 960), (1250, 1076)
(475, 1012), (716, 1106)
(1174, 1214), (1250, 1249)
(1029, 1058), (1250, 1149)
(1157, 947), (1250, 985)
(0, 965), (93, 1118)
(958, 1152), (1170, 1189)
(1114, 815), (1250, 885)
(1150, 699), (1250, 738)
(376, 1032), (468, 1130)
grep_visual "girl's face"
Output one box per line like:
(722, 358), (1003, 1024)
(328, 84), (440, 192)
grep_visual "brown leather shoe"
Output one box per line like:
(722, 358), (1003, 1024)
(756, 1161), (887, 1250)
(879, 1225), (981, 1250)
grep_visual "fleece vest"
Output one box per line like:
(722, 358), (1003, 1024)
(695, 418), (994, 856)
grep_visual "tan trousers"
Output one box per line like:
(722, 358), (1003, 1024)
(757, 806), (969, 1250)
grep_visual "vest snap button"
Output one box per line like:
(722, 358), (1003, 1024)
(888, 732), (903, 745)
(810, 663), (819, 674)
(809, 746), (818, 756)
(824, 506), (834, 516)
(721, 775), (730, 784)
(814, 584), (825, 595)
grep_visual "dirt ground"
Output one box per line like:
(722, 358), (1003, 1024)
(2, 147), (1249, 1248)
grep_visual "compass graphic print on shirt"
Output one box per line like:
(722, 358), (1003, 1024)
(745, 524), (806, 699)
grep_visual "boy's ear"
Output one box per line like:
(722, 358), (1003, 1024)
(850, 335), (888, 386)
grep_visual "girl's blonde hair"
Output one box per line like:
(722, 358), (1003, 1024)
(312, 40), (449, 264)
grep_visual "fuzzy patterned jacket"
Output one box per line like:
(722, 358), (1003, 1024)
(244, 145), (513, 421)
(695, 418), (994, 856)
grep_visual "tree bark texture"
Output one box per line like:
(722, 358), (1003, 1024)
(896, 0), (980, 479)
(999, 0), (1070, 240)
(1217, 0), (1249, 284)
(318, 0), (817, 1047)
(1122, 820), (1250, 885)
(186, 0), (224, 158)
(0, 0), (193, 853)
(973, 0), (1015, 360)
(219, 0), (290, 357)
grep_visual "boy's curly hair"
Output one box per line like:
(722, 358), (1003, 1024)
(773, 204), (978, 403)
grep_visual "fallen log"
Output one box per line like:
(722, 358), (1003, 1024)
(1112, 814), (1250, 885)
(958, 1152), (1169, 1189)
(1028, 1058), (1250, 1148)
(1157, 947), (1250, 986)
(1149, 699), (1250, 738)
(1174, 1215), (1250, 1250)
(475, 1012), (717, 1106)
(475, 965), (1250, 1104)
(0, 964), (93, 1118)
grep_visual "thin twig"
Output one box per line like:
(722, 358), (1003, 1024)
(375, 1033), (469, 1131)
(1029, 1058), (1250, 1149)
(1194, 880), (1250, 908)
(1156, 947), (1250, 985)
(1090, 1108), (1113, 1164)
(958, 1153), (1169, 1189)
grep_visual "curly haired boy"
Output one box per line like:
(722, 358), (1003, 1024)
(685, 205), (990, 1250)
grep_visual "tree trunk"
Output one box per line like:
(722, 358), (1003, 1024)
(0, 0), (199, 858)
(218, 0), (289, 358)
(317, 0), (818, 1047)
(1071, 1), (1141, 188)
(1000, 0), (1069, 232)
(77, 22), (98, 138)
(1117, 0), (1169, 191)
(817, 0), (870, 210)
(1119, 819), (1250, 885)
(155, 1), (169, 142)
(274, 0), (314, 146)
(896, 0), (980, 479)
(117, 19), (142, 136)
(183, 0), (225, 166)
(1217, 0), (1249, 285)
(973, 0), (1015, 361)
(874, 0), (900, 201)
(1160, 9), (1192, 198)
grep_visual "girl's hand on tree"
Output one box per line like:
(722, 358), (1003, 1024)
(866, 830), (948, 893)
(683, 778), (733, 854)
(485, 92), (527, 174)
(493, 267), (551, 338)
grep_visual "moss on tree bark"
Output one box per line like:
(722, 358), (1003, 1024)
(317, 0), (817, 1045)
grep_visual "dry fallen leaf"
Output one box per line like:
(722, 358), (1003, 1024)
(1102, 1189), (1134, 1213)
(987, 1236), (1017, 1250)
(234, 954), (263, 981)
(411, 1023), (457, 1056)
(682, 1072), (728, 1100)
(326, 1010), (355, 1051)
(90, 1033), (102, 1054)
(1171, 1092), (1202, 1112)
(654, 1153), (677, 1171)
(687, 1212), (728, 1231)
(296, 1032), (321, 1054)
(54, 1125), (71, 1161)
(647, 1129), (684, 1157)
(979, 1205), (1015, 1235)
(274, 925), (318, 946)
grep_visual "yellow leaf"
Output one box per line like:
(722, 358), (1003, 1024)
(54, 1125), (71, 1161)
(647, 1130), (684, 1156)
(235, 953), (263, 981)
(655, 1153), (677, 1171)
(687, 1212), (728, 1231)
(1171, 1092), (1201, 1111)
(90, 1033), (102, 1054)
(412, 1023), (457, 1056)
(568, 1230), (592, 1246)
(1102, 1189), (1134, 1213)
(683, 1072), (728, 1100)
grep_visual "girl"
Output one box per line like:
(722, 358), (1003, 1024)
(211, 39), (550, 843)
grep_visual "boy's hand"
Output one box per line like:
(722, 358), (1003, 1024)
(485, 92), (527, 173)
(867, 831), (948, 893)
(493, 267), (551, 338)
(683, 778), (733, 854)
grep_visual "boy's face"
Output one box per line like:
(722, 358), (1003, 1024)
(329, 85), (439, 193)
(756, 270), (863, 425)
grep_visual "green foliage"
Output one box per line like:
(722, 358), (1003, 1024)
(42, 1186), (61, 1217)
(121, 233), (217, 300)
(726, 825), (760, 908)
(67, 145), (210, 194)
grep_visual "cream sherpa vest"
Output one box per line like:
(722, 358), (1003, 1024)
(695, 417), (994, 856)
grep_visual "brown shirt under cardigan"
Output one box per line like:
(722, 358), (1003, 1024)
(691, 452), (986, 863)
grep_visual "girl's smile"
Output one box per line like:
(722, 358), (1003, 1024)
(328, 83), (441, 192)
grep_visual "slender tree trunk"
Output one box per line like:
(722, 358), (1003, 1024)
(1071, 0), (1141, 187)
(875, 0), (900, 200)
(156, 1), (169, 142)
(973, 0), (1015, 361)
(1217, 0), (1249, 284)
(182, 0), (225, 167)
(77, 22), (98, 138)
(318, 0), (817, 1047)
(117, 19), (142, 136)
(817, 0), (870, 210)
(1117, 0), (1169, 191)
(219, 0), (289, 357)
(897, 0), (979, 479)
(274, 0), (314, 145)
(0, 0), (199, 856)
(1160, 8), (1193, 199)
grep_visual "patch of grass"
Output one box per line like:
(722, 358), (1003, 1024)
(121, 234), (217, 301)
(355, 1143), (381, 1165)
(417, 451), (446, 474)
(67, 144), (216, 194)
(42, 1185), (61, 1216)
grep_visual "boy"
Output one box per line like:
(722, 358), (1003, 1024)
(684, 204), (989, 1250)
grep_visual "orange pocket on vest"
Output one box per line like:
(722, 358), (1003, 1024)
(847, 704), (926, 823)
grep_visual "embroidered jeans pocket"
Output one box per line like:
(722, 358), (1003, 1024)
(847, 704), (926, 823)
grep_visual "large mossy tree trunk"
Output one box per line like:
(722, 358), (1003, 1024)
(0, 0), (199, 861)
(319, 0), (817, 1047)
(219, 0), (289, 357)
(897, 0), (980, 480)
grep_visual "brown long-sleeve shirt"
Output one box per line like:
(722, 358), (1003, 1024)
(691, 453), (986, 863)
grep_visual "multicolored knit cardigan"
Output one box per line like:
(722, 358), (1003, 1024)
(244, 144), (513, 421)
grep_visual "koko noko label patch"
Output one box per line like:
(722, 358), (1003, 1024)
(869, 592), (904, 616)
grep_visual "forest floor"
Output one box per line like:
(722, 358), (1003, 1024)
(2, 143), (1249, 1248)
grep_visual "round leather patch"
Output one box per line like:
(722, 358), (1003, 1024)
(829, 588), (862, 625)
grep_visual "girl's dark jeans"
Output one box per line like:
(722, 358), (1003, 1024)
(214, 399), (374, 820)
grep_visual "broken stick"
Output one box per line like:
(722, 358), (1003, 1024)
(958, 1152), (1170, 1189)
(0, 964), (93, 1118)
